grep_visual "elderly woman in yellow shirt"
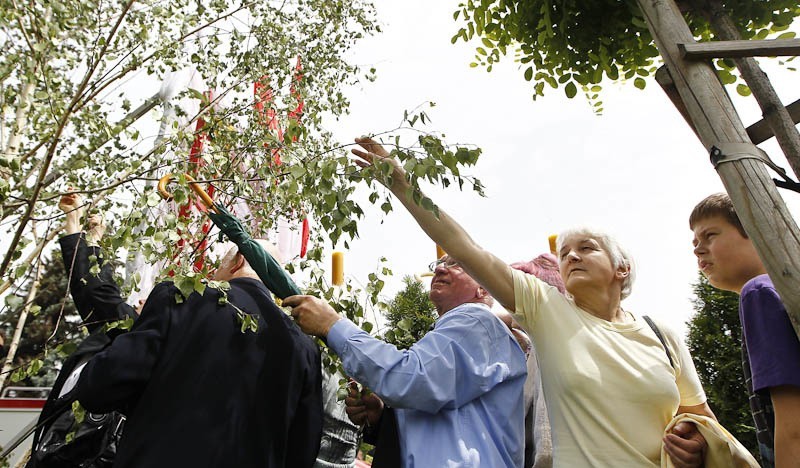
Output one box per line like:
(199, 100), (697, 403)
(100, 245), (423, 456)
(351, 137), (715, 468)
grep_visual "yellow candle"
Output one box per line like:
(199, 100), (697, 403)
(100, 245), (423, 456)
(436, 244), (446, 259)
(332, 251), (344, 286)
(548, 234), (558, 255)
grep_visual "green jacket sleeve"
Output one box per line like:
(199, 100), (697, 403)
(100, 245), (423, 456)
(207, 204), (301, 299)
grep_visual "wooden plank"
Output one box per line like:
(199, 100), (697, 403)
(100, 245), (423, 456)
(701, 9), (800, 178)
(680, 39), (800, 59)
(637, 0), (800, 339)
(747, 98), (800, 145)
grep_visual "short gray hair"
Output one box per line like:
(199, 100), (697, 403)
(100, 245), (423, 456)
(556, 227), (636, 300)
(220, 239), (284, 276)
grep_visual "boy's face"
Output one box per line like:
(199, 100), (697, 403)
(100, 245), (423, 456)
(692, 215), (766, 293)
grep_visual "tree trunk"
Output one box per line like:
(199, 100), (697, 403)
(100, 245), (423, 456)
(691, 0), (800, 179)
(0, 230), (57, 297)
(637, 0), (800, 341)
(0, 265), (42, 390)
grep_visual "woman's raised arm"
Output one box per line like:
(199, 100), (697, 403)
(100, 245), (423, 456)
(352, 137), (516, 311)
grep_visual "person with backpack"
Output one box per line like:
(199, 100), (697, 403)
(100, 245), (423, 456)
(71, 238), (323, 468)
(26, 193), (137, 468)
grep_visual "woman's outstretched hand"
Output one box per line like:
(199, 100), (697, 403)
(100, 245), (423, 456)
(351, 136), (408, 191)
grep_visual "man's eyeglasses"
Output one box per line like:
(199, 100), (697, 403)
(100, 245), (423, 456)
(428, 258), (462, 272)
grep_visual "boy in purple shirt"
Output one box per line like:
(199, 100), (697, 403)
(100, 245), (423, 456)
(690, 193), (800, 467)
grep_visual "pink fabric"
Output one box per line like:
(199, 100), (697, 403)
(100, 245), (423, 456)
(510, 253), (565, 293)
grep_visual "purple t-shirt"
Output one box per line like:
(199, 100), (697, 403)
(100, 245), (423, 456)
(740, 274), (800, 392)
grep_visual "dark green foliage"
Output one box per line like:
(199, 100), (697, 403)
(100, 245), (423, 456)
(454, 0), (799, 106)
(686, 273), (757, 457)
(1, 254), (84, 387)
(382, 276), (437, 349)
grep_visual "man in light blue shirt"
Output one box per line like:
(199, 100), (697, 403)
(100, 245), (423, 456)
(284, 256), (527, 467)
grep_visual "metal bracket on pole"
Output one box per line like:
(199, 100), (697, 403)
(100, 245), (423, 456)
(711, 142), (800, 193)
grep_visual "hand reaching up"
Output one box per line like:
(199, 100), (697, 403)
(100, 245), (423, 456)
(351, 136), (408, 192)
(86, 213), (106, 245)
(58, 192), (84, 235)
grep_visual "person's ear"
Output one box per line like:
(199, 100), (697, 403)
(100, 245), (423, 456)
(230, 254), (246, 274)
(615, 263), (630, 280)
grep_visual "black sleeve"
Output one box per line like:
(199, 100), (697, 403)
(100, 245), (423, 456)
(287, 347), (324, 468)
(369, 407), (401, 468)
(362, 413), (381, 446)
(72, 282), (173, 413)
(59, 233), (135, 333)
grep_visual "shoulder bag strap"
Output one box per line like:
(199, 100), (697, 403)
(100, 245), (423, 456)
(643, 315), (675, 370)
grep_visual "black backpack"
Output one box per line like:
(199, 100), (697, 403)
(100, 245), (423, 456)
(26, 332), (125, 468)
(28, 407), (125, 468)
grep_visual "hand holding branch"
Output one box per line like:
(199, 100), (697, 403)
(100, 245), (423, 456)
(282, 295), (342, 337)
(86, 213), (106, 246)
(351, 136), (409, 193)
(344, 380), (384, 428)
(58, 192), (85, 235)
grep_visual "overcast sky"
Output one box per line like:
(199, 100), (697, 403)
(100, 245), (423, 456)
(322, 0), (800, 335)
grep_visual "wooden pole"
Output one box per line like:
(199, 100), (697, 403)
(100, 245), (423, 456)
(656, 66), (800, 146)
(689, 0), (800, 179)
(655, 66), (698, 139)
(637, 0), (800, 340)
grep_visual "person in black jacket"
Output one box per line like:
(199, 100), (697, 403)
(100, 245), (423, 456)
(58, 196), (139, 331)
(72, 239), (323, 468)
(27, 193), (136, 468)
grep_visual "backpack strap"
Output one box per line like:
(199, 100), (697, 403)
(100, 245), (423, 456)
(643, 315), (675, 370)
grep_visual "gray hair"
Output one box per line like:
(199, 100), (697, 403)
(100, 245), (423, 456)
(556, 227), (636, 300)
(220, 240), (284, 276)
